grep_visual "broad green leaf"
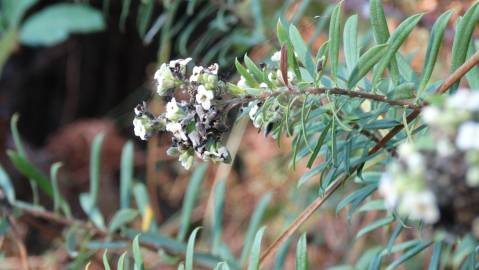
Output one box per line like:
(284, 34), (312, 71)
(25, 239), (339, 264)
(296, 233), (308, 270)
(418, 10), (452, 93)
(0, 164), (15, 204)
(356, 216), (394, 238)
(466, 41), (479, 89)
(369, 0), (390, 44)
(289, 24), (315, 77)
(240, 193), (272, 264)
(212, 179), (225, 254)
(103, 250), (112, 270)
(20, 3), (105, 46)
(450, 2), (479, 92)
(385, 241), (432, 270)
(132, 234), (144, 270)
(109, 208), (138, 233)
(244, 54), (268, 84)
(177, 164), (207, 242)
(50, 162), (62, 213)
(344, 15), (359, 75)
(89, 133), (104, 208)
(186, 227), (201, 270)
(348, 44), (388, 88)
(372, 14), (423, 86)
(247, 226), (266, 270)
(329, 1), (342, 81)
(277, 18), (289, 45)
(1, 0), (38, 27)
(120, 141), (134, 209)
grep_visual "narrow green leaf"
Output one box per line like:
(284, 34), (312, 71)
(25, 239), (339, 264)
(177, 164), (207, 242)
(296, 233), (308, 270)
(344, 15), (359, 75)
(19, 3), (105, 46)
(240, 193), (272, 264)
(331, 117), (337, 167)
(89, 133), (104, 208)
(385, 241), (432, 270)
(103, 250), (112, 270)
(235, 58), (258, 87)
(277, 18), (289, 45)
(387, 223), (403, 254)
(120, 141), (134, 209)
(247, 226), (266, 270)
(186, 227), (201, 270)
(10, 113), (27, 157)
(117, 252), (127, 270)
(289, 24), (315, 77)
(306, 120), (331, 169)
(0, 28), (17, 75)
(348, 44), (388, 88)
(50, 162), (62, 213)
(109, 208), (138, 233)
(418, 10), (452, 92)
(119, 0), (131, 31)
(136, 0), (154, 38)
(428, 241), (442, 270)
(244, 54), (267, 84)
(373, 14), (423, 86)
(132, 234), (144, 270)
(450, 2), (479, 92)
(466, 40), (479, 89)
(356, 216), (394, 239)
(212, 179), (226, 254)
(329, 1), (342, 81)
(0, 164), (15, 204)
(79, 193), (105, 229)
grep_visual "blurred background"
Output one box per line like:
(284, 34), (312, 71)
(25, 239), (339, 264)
(0, 0), (476, 268)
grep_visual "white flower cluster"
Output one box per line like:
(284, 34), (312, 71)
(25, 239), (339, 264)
(379, 90), (479, 232)
(133, 59), (230, 169)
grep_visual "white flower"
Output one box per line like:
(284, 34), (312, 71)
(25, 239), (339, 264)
(259, 82), (268, 89)
(237, 76), (249, 88)
(421, 106), (441, 125)
(208, 63), (219, 74)
(166, 98), (180, 120)
(456, 121), (479, 150)
(249, 103), (259, 120)
(133, 118), (148, 140)
(447, 90), (479, 111)
(379, 173), (399, 208)
(189, 66), (204, 83)
(271, 51), (281, 62)
(166, 122), (187, 141)
(276, 69), (296, 85)
(196, 85), (214, 110)
(436, 139), (455, 157)
(398, 143), (424, 172)
(168, 58), (192, 68)
(399, 191), (440, 224)
(154, 63), (176, 95)
(467, 167), (479, 187)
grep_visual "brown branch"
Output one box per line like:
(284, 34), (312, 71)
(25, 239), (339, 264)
(258, 51), (479, 267)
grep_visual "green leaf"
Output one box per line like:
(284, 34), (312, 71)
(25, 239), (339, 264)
(370, 0), (390, 44)
(450, 2), (479, 92)
(109, 208), (138, 233)
(19, 3), (105, 46)
(186, 227), (201, 270)
(212, 179), (225, 255)
(89, 133), (104, 208)
(289, 24), (315, 77)
(10, 113), (27, 157)
(348, 44), (388, 88)
(117, 252), (127, 270)
(386, 223), (403, 254)
(79, 193), (105, 229)
(385, 241), (432, 270)
(244, 54), (268, 84)
(277, 19), (289, 45)
(49, 162), (62, 213)
(356, 216), (394, 239)
(358, 199), (386, 212)
(372, 14), (423, 86)
(235, 58), (258, 87)
(119, 0), (131, 31)
(136, 0), (154, 38)
(247, 226), (266, 270)
(0, 164), (15, 204)
(240, 193), (272, 264)
(103, 250), (112, 270)
(177, 164), (207, 242)
(296, 233), (308, 270)
(329, 1), (342, 81)
(428, 241), (442, 270)
(1, 0), (38, 27)
(120, 141), (134, 209)
(0, 28), (17, 75)
(306, 120), (331, 169)
(466, 41), (479, 89)
(132, 234), (144, 270)
(7, 150), (52, 197)
(343, 15), (359, 75)
(418, 10), (452, 93)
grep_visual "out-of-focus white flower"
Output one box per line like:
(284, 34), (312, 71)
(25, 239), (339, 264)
(379, 173), (399, 208)
(456, 121), (479, 150)
(276, 69), (296, 85)
(399, 191), (440, 224)
(165, 98), (182, 121)
(398, 143), (424, 172)
(447, 90), (479, 111)
(271, 51), (281, 62)
(166, 122), (187, 141)
(189, 66), (204, 83)
(196, 85), (214, 110)
(467, 167), (479, 187)
(437, 139), (455, 157)
(179, 150), (194, 170)
(168, 58), (192, 68)
(154, 63), (176, 95)
(249, 103), (259, 120)
(133, 118), (148, 140)
(259, 82), (268, 89)
(421, 106), (441, 125)
(237, 76), (249, 88)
